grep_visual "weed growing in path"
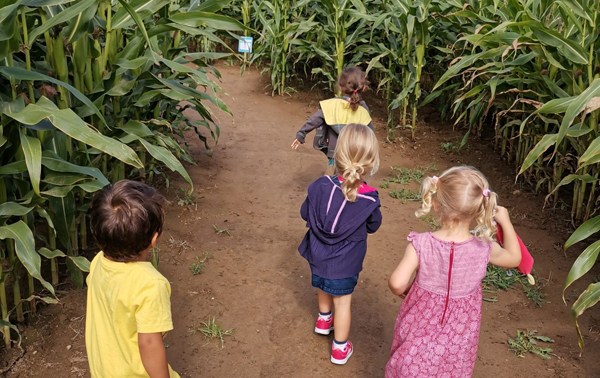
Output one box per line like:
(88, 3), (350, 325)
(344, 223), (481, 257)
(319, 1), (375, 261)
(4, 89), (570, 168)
(389, 188), (421, 203)
(482, 265), (520, 302)
(441, 142), (455, 153)
(508, 330), (554, 359)
(521, 277), (548, 307)
(482, 265), (547, 305)
(194, 317), (234, 349)
(213, 224), (231, 236)
(176, 187), (200, 207)
(190, 252), (211, 275)
(385, 163), (438, 185)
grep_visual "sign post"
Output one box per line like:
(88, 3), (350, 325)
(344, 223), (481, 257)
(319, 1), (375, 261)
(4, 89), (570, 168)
(238, 36), (253, 63)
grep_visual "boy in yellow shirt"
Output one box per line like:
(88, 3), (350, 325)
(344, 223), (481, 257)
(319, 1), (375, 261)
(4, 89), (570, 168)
(86, 180), (180, 378)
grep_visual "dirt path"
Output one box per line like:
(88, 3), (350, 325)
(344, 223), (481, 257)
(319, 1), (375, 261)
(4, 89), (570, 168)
(4, 65), (600, 378)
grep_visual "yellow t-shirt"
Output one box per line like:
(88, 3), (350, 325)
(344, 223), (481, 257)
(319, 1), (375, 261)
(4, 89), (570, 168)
(85, 252), (180, 378)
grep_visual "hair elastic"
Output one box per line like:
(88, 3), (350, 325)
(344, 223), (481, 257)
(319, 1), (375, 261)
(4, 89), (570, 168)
(482, 189), (490, 197)
(353, 90), (358, 94)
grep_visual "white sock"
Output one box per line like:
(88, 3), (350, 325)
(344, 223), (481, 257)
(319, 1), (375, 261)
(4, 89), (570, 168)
(333, 340), (347, 350)
(318, 311), (332, 321)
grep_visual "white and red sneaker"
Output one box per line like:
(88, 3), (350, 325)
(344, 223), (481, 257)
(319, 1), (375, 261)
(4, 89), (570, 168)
(331, 341), (353, 365)
(314, 316), (334, 335)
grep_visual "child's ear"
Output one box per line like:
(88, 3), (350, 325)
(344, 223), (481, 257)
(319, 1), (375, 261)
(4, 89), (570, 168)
(150, 232), (160, 248)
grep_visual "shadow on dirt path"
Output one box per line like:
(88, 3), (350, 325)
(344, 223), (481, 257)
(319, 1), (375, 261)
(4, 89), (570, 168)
(4, 64), (600, 378)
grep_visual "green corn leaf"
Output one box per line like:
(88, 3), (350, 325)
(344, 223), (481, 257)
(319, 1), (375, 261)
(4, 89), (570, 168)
(66, 257), (84, 288)
(0, 320), (21, 346)
(49, 192), (74, 249)
(0, 67), (107, 127)
(546, 174), (597, 202)
(565, 216), (600, 250)
(534, 96), (576, 114)
(68, 255), (90, 272)
(120, 120), (154, 138)
(116, 0), (156, 63)
(38, 247), (66, 259)
(42, 150), (109, 186)
(555, 0), (593, 22)
(571, 282), (600, 351)
(27, 0), (97, 45)
(579, 136), (600, 168)
(0, 202), (33, 218)
(556, 79), (600, 152)
(0, 221), (55, 296)
(42, 172), (89, 186)
(63, 1), (98, 43)
(0, 3), (19, 42)
(36, 208), (55, 234)
(518, 133), (558, 175)
(41, 180), (104, 197)
(432, 52), (484, 91)
(138, 138), (193, 189)
(529, 24), (588, 65)
(189, 0), (235, 12)
(170, 11), (246, 31)
(19, 129), (42, 195)
(563, 240), (600, 303)
(5, 98), (142, 169)
(111, 0), (170, 30)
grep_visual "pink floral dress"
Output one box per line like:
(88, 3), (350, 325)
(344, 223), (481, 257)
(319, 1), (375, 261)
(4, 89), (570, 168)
(385, 232), (491, 378)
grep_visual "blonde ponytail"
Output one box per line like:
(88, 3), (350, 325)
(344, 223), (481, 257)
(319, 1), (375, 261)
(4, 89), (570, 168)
(341, 165), (364, 202)
(416, 176), (438, 217)
(334, 124), (379, 202)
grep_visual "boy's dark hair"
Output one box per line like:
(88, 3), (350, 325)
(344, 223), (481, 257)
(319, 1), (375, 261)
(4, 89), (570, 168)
(338, 66), (369, 111)
(90, 180), (165, 261)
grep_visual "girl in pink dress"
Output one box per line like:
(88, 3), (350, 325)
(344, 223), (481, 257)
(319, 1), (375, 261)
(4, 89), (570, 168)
(385, 166), (522, 378)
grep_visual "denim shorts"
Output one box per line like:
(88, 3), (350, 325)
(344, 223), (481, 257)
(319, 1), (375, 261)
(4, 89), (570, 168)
(312, 274), (359, 296)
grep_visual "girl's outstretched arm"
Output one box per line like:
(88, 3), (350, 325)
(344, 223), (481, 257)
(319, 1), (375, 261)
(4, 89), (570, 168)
(389, 243), (419, 296)
(489, 206), (521, 268)
(292, 110), (326, 148)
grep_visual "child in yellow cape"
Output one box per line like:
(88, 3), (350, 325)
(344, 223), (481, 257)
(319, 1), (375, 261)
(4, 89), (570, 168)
(291, 67), (374, 175)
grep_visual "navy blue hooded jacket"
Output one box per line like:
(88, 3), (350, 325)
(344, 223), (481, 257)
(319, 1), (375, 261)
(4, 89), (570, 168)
(299, 176), (382, 280)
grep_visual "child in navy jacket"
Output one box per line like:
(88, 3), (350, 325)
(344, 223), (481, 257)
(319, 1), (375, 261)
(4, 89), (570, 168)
(298, 123), (382, 365)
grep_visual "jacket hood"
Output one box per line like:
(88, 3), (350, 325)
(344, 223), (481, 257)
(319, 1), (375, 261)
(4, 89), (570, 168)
(304, 176), (380, 244)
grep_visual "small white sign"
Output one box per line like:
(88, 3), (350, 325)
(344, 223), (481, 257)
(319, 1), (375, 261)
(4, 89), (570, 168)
(238, 36), (253, 53)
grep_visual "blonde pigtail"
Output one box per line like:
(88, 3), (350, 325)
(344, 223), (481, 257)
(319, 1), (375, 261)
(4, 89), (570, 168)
(415, 176), (437, 218)
(474, 191), (498, 242)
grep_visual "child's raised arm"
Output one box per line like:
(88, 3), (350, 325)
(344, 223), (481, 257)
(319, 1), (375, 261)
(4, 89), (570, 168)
(489, 206), (521, 268)
(389, 243), (419, 296)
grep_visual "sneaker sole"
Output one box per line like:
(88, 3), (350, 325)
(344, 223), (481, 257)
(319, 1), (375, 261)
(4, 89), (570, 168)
(314, 326), (334, 335)
(331, 348), (353, 365)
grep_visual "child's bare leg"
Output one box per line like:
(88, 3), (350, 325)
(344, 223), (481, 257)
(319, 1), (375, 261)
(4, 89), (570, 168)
(332, 294), (352, 341)
(318, 289), (333, 314)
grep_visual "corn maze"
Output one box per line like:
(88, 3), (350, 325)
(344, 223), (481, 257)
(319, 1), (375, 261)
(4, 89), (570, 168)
(0, 0), (599, 361)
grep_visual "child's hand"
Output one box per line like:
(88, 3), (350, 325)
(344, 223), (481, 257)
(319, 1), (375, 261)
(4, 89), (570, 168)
(291, 139), (301, 149)
(493, 206), (511, 226)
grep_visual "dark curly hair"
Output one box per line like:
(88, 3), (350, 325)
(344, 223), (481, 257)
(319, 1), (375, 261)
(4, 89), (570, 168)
(90, 180), (165, 261)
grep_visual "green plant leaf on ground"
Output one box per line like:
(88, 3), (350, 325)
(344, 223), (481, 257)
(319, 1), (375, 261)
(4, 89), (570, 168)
(508, 329), (554, 359)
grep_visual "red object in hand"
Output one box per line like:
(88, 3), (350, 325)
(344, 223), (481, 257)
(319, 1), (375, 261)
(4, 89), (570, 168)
(495, 223), (534, 276)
